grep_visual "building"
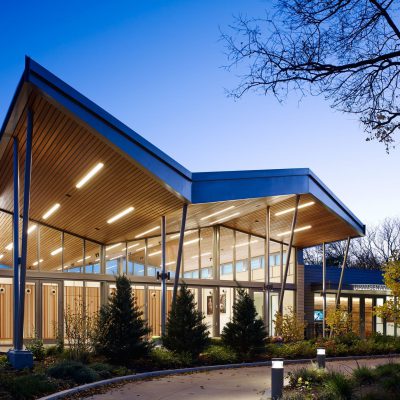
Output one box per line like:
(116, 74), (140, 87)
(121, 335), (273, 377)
(0, 58), (368, 367)
(305, 264), (394, 338)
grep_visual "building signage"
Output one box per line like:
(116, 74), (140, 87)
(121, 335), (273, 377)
(351, 284), (388, 292)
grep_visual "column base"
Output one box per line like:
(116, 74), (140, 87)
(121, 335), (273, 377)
(7, 349), (34, 370)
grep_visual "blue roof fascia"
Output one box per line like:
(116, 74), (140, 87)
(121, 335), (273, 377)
(191, 168), (310, 203)
(25, 58), (193, 201)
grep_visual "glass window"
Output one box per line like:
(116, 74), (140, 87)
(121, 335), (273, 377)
(269, 242), (281, 283)
(220, 228), (234, 280)
(0, 212), (13, 270)
(251, 236), (265, 281)
(40, 226), (62, 272)
(365, 298), (373, 338)
(127, 240), (145, 276)
(63, 234), (84, 273)
(376, 298), (384, 334)
(84, 241), (101, 274)
(105, 243), (125, 275)
(147, 237), (161, 277)
(200, 228), (213, 279)
(27, 223), (39, 271)
(183, 230), (199, 278)
(352, 297), (360, 335)
(219, 287), (234, 334)
(235, 231), (248, 281)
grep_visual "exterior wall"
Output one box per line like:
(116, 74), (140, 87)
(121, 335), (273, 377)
(0, 223), (301, 345)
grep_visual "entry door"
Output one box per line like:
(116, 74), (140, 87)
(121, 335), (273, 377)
(41, 281), (62, 341)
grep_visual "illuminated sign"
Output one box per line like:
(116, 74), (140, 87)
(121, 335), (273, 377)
(351, 284), (388, 292)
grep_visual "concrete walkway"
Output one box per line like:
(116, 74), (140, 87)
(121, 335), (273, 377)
(84, 357), (399, 400)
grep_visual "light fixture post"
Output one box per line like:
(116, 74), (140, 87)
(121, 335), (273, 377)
(317, 347), (326, 369)
(160, 215), (167, 336)
(271, 358), (284, 400)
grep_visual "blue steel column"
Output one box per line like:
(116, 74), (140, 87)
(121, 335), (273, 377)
(172, 204), (188, 305)
(12, 137), (20, 350)
(17, 109), (33, 350)
(160, 216), (167, 336)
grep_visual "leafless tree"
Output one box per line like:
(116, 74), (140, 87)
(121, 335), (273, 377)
(303, 217), (400, 269)
(222, 0), (400, 150)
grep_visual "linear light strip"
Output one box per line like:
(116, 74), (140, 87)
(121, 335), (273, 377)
(233, 239), (259, 248)
(277, 225), (312, 237)
(200, 205), (235, 221)
(275, 201), (315, 216)
(76, 162), (104, 189)
(51, 247), (63, 256)
(191, 252), (212, 259)
(106, 243), (122, 251)
(43, 203), (60, 220)
(135, 226), (160, 238)
(33, 259), (43, 266)
(107, 207), (134, 224)
(210, 212), (240, 225)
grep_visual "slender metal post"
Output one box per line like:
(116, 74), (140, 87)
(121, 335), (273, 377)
(278, 195), (300, 313)
(322, 242), (327, 338)
(17, 109), (33, 350)
(12, 137), (20, 350)
(160, 216), (167, 336)
(264, 206), (271, 334)
(317, 348), (326, 369)
(335, 237), (351, 309)
(172, 204), (188, 304)
(271, 358), (284, 400)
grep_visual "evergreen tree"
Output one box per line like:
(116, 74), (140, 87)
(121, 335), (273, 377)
(221, 289), (267, 357)
(95, 275), (151, 364)
(163, 285), (209, 357)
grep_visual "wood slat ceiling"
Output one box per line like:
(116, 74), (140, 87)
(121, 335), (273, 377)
(0, 92), (184, 245)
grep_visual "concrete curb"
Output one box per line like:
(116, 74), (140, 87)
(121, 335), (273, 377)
(39, 353), (400, 400)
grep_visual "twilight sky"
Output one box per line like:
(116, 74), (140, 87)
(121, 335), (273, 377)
(0, 0), (398, 227)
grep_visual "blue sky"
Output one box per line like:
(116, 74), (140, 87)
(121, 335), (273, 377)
(0, 0), (398, 225)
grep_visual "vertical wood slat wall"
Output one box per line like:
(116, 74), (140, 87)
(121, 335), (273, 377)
(42, 283), (58, 339)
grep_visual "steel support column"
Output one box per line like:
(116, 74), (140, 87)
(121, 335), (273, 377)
(172, 204), (188, 305)
(12, 137), (20, 350)
(17, 109), (33, 350)
(264, 206), (271, 335)
(335, 237), (351, 309)
(278, 195), (300, 314)
(322, 242), (327, 338)
(160, 215), (167, 336)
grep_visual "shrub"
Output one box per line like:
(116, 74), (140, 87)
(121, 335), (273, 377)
(221, 289), (267, 357)
(163, 285), (209, 358)
(7, 374), (57, 399)
(334, 331), (361, 346)
(26, 334), (45, 361)
(326, 309), (352, 337)
(150, 348), (192, 369)
(47, 360), (99, 384)
(64, 300), (97, 362)
(322, 372), (353, 400)
(352, 365), (376, 385)
(201, 345), (238, 365)
(287, 365), (326, 388)
(89, 363), (115, 379)
(274, 307), (306, 342)
(94, 275), (151, 365)
(268, 341), (316, 359)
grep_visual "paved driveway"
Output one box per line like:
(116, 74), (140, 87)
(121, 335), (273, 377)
(85, 356), (399, 400)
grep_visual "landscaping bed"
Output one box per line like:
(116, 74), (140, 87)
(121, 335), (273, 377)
(0, 334), (399, 399)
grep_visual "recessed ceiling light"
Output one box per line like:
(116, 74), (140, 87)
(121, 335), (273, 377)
(51, 247), (63, 256)
(201, 206), (235, 221)
(210, 212), (240, 225)
(135, 226), (160, 238)
(277, 225), (312, 237)
(76, 162), (104, 189)
(107, 207), (134, 224)
(275, 201), (315, 216)
(43, 203), (60, 220)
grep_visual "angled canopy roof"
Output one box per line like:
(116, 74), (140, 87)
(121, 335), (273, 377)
(0, 57), (365, 254)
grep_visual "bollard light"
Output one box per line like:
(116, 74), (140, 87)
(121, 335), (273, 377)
(317, 347), (326, 369)
(271, 358), (284, 400)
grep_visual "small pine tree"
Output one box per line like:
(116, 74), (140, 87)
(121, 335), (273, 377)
(163, 285), (209, 358)
(221, 289), (267, 357)
(94, 275), (151, 364)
